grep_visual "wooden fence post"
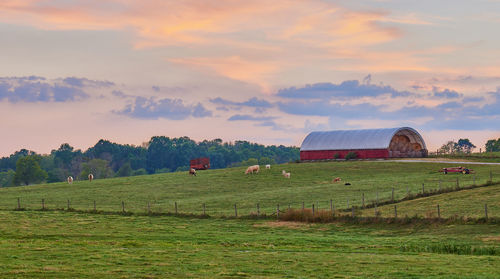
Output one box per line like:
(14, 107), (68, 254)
(277, 204), (280, 218)
(473, 174), (476, 186)
(257, 203), (260, 216)
(351, 207), (354, 217)
(330, 199), (333, 212)
(485, 204), (488, 220)
(147, 202), (151, 213)
(203, 203), (206, 215)
(391, 187), (395, 201)
(437, 204), (440, 219)
(234, 204), (237, 217)
(302, 201), (305, 211)
(312, 204), (315, 216)
(122, 201), (125, 213)
(376, 191), (379, 205)
(347, 199), (349, 209)
(175, 202), (178, 214)
(422, 183), (425, 194)
(362, 193), (365, 208)
(490, 170), (493, 182)
(67, 199), (70, 210)
(394, 205), (397, 218)
(42, 199), (45, 210)
(17, 198), (20, 210)
(93, 200), (96, 211)
(374, 204), (378, 216)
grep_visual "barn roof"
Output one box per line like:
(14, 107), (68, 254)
(300, 127), (426, 151)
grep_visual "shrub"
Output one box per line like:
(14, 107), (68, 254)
(345, 152), (358, 160)
(333, 153), (340, 159)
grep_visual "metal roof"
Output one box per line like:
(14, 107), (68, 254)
(300, 127), (426, 151)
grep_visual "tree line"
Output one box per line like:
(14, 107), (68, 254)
(438, 138), (500, 154)
(0, 136), (300, 187)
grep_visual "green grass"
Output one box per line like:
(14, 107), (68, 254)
(1, 161), (499, 217)
(430, 152), (500, 162)
(361, 183), (500, 218)
(0, 210), (499, 278)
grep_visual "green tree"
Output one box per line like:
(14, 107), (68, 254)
(116, 162), (132, 177)
(485, 139), (500, 152)
(456, 138), (476, 154)
(79, 159), (114, 180)
(0, 170), (15, 187)
(439, 141), (457, 154)
(13, 155), (48, 185)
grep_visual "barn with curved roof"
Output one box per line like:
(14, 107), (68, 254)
(300, 127), (427, 160)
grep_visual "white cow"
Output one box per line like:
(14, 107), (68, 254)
(245, 165), (260, 174)
(88, 173), (94, 182)
(67, 176), (73, 184)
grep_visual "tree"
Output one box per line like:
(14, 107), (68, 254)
(439, 141), (457, 154)
(485, 138), (500, 152)
(0, 170), (15, 187)
(13, 155), (48, 185)
(116, 162), (132, 177)
(79, 159), (114, 180)
(456, 138), (476, 154)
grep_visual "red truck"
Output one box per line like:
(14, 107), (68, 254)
(190, 157), (210, 170)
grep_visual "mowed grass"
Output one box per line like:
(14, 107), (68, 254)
(0, 210), (499, 278)
(1, 161), (499, 216)
(361, 183), (500, 218)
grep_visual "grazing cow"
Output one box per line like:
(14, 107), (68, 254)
(88, 173), (94, 182)
(265, 164), (271, 169)
(332, 177), (341, 183)
(67, 176), (73, 184)
(284, 172), (291, 178)
(282, 170), (286, 175)
(189, 168), (197, 176)
(245, 165), (260, 174)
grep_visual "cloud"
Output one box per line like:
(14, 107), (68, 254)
(228, 114), (276, 121)
(116, 96), (212, 120)
(0, 77), (89, 103)
(62, 77), (114, 88)
(210, 97), (273, 108)
(277, 79), (413, 99)
(431, 87), (462, 99)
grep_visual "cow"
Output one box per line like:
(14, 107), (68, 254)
(265, 164), (271, 169)
(67, 176), (73, 184)
(284, 172), (291, 178)
(88, 173), (94, 182)
(245, 165), (260, 174)
(189, 168), (197, 176)
(332, 177), (341, 183)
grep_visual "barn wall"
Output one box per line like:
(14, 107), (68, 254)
(300, 149), (389, 160)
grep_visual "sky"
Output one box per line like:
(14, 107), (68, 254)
(0, 0), (499, 156)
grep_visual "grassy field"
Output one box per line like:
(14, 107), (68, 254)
(1, 161), (499, 217)
(0, 210), (499, 278)
(360, 183), (500, 219)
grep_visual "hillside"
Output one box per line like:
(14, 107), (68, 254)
(1, 161), (499, 217)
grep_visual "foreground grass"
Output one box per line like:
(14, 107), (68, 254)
(0, 210), (499, 278)
(1, 161), (499, 217)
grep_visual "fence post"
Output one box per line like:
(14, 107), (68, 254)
(302, 201), (305, 211)
(312, 204), (315, 216)
(351, 207), (354, 217)
(42, 199), (45, 210)
(175, 202), (178, 214)
(234, 204), (237, 217)
(17, 198), (20, 210)
(93, 200), (96, 211)
(330, 199), (333, 212)
(277, 204), (280, 218)
(473, 174), (476, 186)
(490, 170), (493, 182)
(485, 204), (488, 220)
(437, 204), (440, 219)
(456, 178), (459, 189)
(67, 199), (70, 210)
(406, 186), (409, 196)
(394, 205), (397, 218)
(422, 183), (425, 194)
(392, 188), (394, 201)
(374, 204), (378, 217)
(257, 203), (260, 216)
(122, 201), (125, 213)
(288, 204), (291, 210)
(347, 199), (349, 209)
(203, 203), (206, 215)
(438, 180), (441, 191)
(362, 193), (365, 208)
(376, 191), (379, 205)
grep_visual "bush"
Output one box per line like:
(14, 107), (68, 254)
(132, 168), (147, 176)
(345, 152), (358, 160)
(333, 153), (340, 159)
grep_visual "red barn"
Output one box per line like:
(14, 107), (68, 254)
(300, 127), (427, 161)
(190, 157), (210, 170)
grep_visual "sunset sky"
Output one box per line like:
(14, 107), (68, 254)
(1, 0), (499, 156)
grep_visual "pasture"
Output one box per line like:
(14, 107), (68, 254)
(0, 210), (499, 278)
(0, 161), (499, 217)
